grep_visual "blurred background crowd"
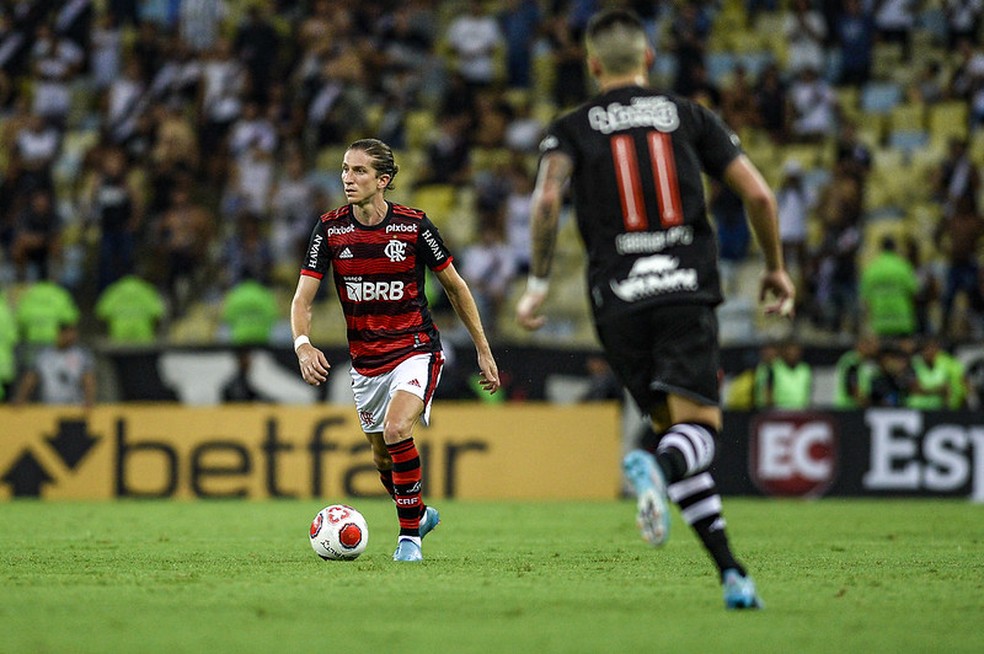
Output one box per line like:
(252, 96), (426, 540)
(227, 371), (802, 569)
(0, 0), (982, 407)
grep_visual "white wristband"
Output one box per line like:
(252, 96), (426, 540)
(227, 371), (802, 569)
(293, 335), (311, 351)
(526, 275), (550, 295)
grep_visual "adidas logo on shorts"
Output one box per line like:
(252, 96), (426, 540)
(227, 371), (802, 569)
(408, 379), (421, 388)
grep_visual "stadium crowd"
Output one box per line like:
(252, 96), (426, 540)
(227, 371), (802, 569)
(0, 0), (982, 405)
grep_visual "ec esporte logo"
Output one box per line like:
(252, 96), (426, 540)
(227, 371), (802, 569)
(749, 413), (838, 498)
(1, 419), (100, 497)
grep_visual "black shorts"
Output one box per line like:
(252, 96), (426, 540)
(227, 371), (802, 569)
(595, 304), (720, 413)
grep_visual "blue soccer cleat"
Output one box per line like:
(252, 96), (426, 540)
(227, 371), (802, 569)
(392, 538), (423, 562)
(722, 569), (764, 609)
(419, 506), (440, 540)
(622, 449), (670, 547)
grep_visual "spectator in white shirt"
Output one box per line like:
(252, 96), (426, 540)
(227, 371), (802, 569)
(784, 0), (827, 76)
(446, 0), (504, 87)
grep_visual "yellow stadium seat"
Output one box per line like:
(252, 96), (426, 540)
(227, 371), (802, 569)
(889, 103), (926, 133)
(928, 101), (969, 145)
(410, 184), (457, 230)
(405, 110), (435, 150)
(970, 130), (984, 166)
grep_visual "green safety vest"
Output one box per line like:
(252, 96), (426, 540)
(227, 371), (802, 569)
(907, 356), (948, 410)
(834, 351), (873, 409)
(771, 361), (812, 409)
(943, 353), (967, 409)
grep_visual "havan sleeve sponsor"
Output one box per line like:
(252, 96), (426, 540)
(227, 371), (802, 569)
(417, 217), (453, 271)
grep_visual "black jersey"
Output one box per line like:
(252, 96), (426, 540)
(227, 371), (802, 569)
(301, 202), (453, 376)
(540, 85), (742, 321)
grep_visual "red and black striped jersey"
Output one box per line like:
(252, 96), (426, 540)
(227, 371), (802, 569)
(540, 85), (742, 321)
(301, 202), (453, 376)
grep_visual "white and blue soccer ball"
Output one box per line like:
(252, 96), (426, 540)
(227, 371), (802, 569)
(309, 504), (369, 561)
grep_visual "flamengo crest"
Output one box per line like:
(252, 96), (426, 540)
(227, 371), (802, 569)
(384, 239), (407, 262)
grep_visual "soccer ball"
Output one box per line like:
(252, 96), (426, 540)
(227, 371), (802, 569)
(309, 504), (369, 561)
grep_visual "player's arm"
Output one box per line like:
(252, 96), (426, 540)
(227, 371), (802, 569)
(12, 370), (39, 405)
(516, 150), (574, 331)
(82, 368), (97, 409)
(290, 274), (331, 386)
(723, 154), (796, 317)
(434, 262), (500, 394)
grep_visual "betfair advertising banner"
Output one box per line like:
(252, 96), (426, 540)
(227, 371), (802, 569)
(0, 404), (622, 501)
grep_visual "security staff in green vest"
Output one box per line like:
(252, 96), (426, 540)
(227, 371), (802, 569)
(753, 343), (779, 409)
(944, 351), (970, 409)
(859, 235), (918, 337)
(0, 291), (19, 400)
(834, 334), (879, 409)
(907, 337), (950, 409)
(760, 340), (812, 409)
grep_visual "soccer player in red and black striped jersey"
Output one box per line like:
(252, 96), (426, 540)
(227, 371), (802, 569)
(516, 10), (795, 608)
(291, 139), (500, 562)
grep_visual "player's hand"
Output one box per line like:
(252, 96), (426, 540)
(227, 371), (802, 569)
(516, 288), (547, 331)
(759, 269), (796, 319)
(297, 344), (331, 386)
(477, 351), (501, 394)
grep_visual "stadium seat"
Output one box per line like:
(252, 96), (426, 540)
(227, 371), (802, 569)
(855, 111), (887, 145)
(410, 184), (457, 231)
(871, 42), (904, 80)
(737, 51), (773, 79)
(860, 81), (903, 115)
(405, 110), (435, 150)
(969, 130), (984, 167)
(707, 52), (736, 86)
(836, 86), (861, 122)
(888, 130), (929, 153)
(927, 101), (969, 146)
(918, 7), (949, 42)
(889, 103), (926, 133)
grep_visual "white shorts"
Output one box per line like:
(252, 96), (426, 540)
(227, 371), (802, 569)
(350, 353), (444, 433)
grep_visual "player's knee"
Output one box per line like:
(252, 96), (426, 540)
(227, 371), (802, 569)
(372, 450), (392, 470)
(382, 418), (413, 444)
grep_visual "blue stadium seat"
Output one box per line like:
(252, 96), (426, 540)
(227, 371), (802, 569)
(888, 130), (929, 153)
(707, 52), (736, 85)
(860, 82), (903, 114)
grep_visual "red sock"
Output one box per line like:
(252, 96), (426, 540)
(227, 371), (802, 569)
(377, 468), (395, 499)
(386, 438), (422, 538)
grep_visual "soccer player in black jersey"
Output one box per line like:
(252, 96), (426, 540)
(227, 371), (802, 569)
(516, 10), (795, 608)
(292, 138), (500, 561)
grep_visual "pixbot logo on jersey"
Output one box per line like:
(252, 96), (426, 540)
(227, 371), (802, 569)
(749, 413), (838, 497)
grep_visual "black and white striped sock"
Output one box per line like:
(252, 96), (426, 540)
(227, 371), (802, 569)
(668, 471), (745, 579)
(655, 422), (716, 483)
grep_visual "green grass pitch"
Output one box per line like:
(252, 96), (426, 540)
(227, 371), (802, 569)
(2, 499), (982, 653)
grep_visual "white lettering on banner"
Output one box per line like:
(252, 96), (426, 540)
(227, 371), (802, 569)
(609, 253), (697, 301)
(863, 409), (984, 499)
(588, 97), (680, 135)
(972, 431), (984, 502)
(864, 410), (922, 490)
(758, 422), (832, 481)
(923, 425), (968, 491)
(345, 280), (405, 302)
(615, 226), (694, 254)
